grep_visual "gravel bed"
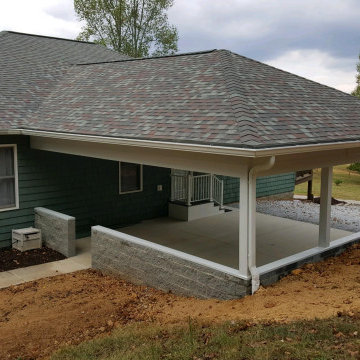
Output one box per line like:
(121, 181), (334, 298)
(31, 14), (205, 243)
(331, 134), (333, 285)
(229, 199), (360, 233)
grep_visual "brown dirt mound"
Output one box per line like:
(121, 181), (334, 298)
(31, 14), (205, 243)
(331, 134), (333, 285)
(0, 244), (359, 360)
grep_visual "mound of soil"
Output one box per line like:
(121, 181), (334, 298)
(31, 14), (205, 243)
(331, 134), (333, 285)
(312, 197), (346, 205)
(0, 244), (359, 360)
(0, 246), (65, 272)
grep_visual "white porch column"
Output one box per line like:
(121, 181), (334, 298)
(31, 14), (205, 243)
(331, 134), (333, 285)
(319, 166), (333, 247)
(239, 173), (249, 277)
(247, 172), (257, 276)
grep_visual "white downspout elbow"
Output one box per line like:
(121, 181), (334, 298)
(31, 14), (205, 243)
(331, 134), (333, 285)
(248, 156), (276, 294)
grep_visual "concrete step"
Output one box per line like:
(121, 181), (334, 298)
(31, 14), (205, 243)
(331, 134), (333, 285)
(169, 201), (225, 221)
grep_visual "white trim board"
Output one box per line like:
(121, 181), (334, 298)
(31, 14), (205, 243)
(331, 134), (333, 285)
(119, 162), (143, 194)
(0, 144), (19, 212)
(257, 231), (360, 276)
(3, 128), (360, 158)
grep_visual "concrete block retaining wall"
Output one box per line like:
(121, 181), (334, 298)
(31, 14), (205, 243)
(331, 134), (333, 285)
(92, 226), (251, 300)
(34, 207), (76, 257)
(259, 233), (360, 286)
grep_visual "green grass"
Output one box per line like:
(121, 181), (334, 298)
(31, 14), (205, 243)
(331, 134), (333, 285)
(295, 165), (360, 201)
(51, 316), (360, 360)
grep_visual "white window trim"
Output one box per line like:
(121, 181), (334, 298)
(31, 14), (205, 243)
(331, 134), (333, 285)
(119, 162), (143, 195)
(0, 144), (19, 212)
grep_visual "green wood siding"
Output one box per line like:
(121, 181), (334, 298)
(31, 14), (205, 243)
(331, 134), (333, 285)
(0, 135), (295, 249)
(0, 136), (170, 248)
(221, 173), (296, 204)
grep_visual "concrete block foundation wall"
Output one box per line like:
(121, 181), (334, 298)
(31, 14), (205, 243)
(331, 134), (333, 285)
(92, 226), (251, 300)
(35, 207), (76, 257)
(259, 233), (360, 286)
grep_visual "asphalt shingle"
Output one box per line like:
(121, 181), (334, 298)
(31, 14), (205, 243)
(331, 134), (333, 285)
(1, 31), (360, 149)
(0, 31), (128, 130)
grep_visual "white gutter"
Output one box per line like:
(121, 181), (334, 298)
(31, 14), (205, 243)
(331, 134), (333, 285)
(2, 128), (360, 158)
(248, 156), (276, 294)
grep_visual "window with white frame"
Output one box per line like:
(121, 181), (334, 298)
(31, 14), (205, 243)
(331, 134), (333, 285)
(119, 162), (143, 194)
(0, 145), (18, 211)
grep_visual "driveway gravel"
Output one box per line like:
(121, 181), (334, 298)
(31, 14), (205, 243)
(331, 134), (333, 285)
(229, 199), (360, 233)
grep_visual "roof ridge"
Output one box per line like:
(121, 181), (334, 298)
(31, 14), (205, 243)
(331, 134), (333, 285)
(226, 49), (356, 99)
(2, 30), (98, 45)
(218, 50), (261, 146)
(76, 49), (217, 65)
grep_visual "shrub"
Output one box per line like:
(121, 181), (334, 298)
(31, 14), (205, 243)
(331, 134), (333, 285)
(347, 162), (360, 173)
(334, 179), (343, 186)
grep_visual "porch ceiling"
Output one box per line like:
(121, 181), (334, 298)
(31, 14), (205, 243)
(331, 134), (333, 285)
(119, 211), (351, 269)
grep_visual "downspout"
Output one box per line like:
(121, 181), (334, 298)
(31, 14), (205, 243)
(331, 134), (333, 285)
(248, 156), (276, 294)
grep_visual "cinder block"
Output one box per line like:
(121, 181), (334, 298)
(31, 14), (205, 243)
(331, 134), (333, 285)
(91, 226), (251, 300)
(34, 207), (76, 257)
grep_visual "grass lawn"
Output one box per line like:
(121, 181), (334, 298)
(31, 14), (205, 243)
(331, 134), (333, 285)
(295, 164), (360, 201)
(52, 316), (360, 360)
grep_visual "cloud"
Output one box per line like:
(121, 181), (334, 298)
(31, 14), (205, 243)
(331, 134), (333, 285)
(44, 1), (77, 22)
(0, 0), (358, 92)
(168, 0), (360, 92)
(0, 0), (81, 39)
(266, 49), (357, 93)
(169, 0), (360, 58)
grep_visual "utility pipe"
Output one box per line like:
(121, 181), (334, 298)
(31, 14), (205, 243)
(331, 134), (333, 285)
(248, 156), (276, 294)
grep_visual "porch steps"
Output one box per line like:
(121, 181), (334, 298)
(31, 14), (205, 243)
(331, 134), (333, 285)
(169, 201), (224, 221)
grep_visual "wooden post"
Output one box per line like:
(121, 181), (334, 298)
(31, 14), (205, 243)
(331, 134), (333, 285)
(307, 175), (314, 201)
(319, 167), (333, 247)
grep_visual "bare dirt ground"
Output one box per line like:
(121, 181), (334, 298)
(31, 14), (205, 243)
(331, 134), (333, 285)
(0, 246), (65, 272)
(0, 244), (359, 360)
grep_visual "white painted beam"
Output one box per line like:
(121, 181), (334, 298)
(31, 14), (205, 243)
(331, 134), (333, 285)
(30, 136), (249, 178)
(319, 167), (333, 247)
(256, 148), (360, 176)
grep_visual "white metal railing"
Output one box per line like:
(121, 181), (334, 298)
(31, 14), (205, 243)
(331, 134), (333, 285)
(170, 174), (188, 202)
(212, 175), (224, 207)
(192, 174), (211, 203)
(170, 173), (224, 208)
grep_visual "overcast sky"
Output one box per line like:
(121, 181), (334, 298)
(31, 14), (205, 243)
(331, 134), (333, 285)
(1, 0), (359, 93)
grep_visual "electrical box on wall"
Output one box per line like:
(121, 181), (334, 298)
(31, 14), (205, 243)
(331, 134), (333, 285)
(157, 185), (163, 191)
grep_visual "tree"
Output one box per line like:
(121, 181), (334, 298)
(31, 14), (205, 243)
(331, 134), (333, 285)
(74, 0), (178, 58)
(352, 54), (360, 98)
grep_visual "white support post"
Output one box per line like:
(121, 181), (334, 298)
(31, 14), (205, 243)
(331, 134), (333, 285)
(319, 166), (333, 247)
(187, 173), (192, 206)
(209, 174), (213, 202)
(248, 172), (257, 277)
(239, 172), (249, 278)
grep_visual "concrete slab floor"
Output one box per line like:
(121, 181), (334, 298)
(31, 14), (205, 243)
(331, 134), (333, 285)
(0, 238), (91, 289)
(120, 211), (352, 269)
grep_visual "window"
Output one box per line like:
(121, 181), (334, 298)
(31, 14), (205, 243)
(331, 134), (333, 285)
(0, 145), (18, 211)
(119, 162), (142, 194)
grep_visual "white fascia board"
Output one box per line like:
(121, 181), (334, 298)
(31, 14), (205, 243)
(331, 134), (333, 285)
(0, 129), (22, 135)
(3, 128), (360, 158)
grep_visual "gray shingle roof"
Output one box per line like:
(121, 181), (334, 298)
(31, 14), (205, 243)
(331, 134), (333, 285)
(2, 31), (360, 149)
(0, 31), (128, 130)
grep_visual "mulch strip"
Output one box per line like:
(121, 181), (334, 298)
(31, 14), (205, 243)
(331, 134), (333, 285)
(0, 246), (66, 272)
